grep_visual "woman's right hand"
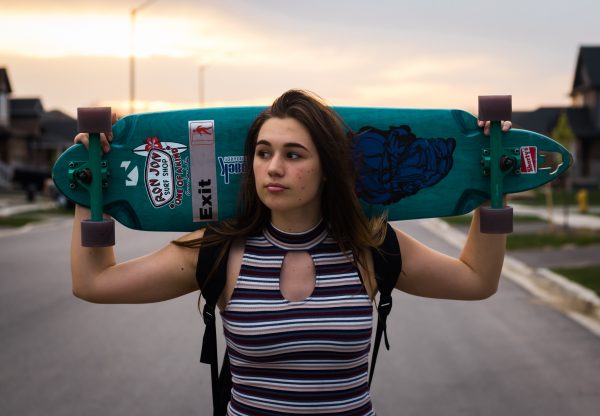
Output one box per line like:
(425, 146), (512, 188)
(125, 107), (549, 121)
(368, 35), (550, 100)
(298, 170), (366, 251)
(74, 112), (118, 153)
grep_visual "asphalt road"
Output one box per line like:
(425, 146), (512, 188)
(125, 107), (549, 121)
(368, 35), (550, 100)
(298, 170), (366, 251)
(1, 219), (599, 415)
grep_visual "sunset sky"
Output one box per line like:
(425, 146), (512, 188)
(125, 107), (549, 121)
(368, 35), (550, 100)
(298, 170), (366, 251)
(1, 0), (599, 117)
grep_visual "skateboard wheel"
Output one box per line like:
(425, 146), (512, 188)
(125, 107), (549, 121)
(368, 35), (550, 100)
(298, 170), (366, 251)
(81, 219), (115, 247)
(77, 107), (112, 133)
(480, 206), (513, 234)
(478, 95), (512, 121)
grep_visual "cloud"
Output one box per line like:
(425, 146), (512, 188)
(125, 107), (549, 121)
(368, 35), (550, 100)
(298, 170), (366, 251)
(342, 53), (576, 112)
(0, 10), (252, 59)
(1, 0), (588, 114)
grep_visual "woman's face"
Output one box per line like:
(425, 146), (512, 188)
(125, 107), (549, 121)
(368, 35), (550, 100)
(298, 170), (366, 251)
(253, 117), (324, 226)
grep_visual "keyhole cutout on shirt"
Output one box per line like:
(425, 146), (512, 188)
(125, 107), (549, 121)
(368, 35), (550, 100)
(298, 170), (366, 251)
(280, 251), (316, 302)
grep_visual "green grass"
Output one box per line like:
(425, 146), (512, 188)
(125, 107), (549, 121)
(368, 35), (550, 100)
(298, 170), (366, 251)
(0, 207), (73, 228)
(512, 189), (600, 206)
(551, 266), (600, 296)
(442, 214), (545, 226)
(506, 229), (600, 250)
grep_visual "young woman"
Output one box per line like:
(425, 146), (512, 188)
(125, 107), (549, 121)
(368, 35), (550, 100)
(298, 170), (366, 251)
(71, 90), (510, 415)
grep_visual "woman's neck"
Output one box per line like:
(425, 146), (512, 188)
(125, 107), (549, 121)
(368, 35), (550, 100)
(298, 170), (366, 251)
(270, 210), (322, 233)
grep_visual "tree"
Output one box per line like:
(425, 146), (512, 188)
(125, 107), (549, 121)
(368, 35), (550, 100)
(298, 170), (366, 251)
(550, 110), (575, 177)
(550, 110), (576, 229)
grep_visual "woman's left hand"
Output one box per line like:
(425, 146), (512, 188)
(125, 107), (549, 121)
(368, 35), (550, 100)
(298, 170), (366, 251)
(477, 120), (512, 136)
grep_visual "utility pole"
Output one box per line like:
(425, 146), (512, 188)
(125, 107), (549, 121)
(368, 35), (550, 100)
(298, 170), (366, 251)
(129, 0), (158, 114)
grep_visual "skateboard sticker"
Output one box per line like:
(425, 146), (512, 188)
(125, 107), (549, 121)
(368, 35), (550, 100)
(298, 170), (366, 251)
(520, 146), (537, 174)
(190, 121), (215, 145)
(218, 155), (246, 185)
(120, 161), (139, 186)
(189, 120), (218, 221)
(133, 137), (191, 210)
(354, 125), (456, 205)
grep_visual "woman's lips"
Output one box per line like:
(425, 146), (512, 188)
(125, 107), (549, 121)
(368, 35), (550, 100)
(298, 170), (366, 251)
(266, 183), (287, 192)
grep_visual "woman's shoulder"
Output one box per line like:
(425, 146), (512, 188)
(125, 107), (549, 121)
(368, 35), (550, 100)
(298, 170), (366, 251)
(174, 227), (206, 244)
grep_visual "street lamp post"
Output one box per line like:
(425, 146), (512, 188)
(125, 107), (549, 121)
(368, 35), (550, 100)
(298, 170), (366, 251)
(129, 0), (158, 114)
(198, 63), (209, 108)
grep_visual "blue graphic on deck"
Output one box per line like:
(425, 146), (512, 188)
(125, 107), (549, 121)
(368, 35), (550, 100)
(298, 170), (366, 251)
(354, 125), (456, 205)
(218, 155), (247, 184)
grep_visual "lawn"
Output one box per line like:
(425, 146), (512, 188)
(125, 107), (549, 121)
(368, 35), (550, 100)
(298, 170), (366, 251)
(506, 228), (600, 250)
(511, 188), (600, 206)
(0, 208), (73, 228)
(443, 214), (544, 226)
(550, 266), (600, 296)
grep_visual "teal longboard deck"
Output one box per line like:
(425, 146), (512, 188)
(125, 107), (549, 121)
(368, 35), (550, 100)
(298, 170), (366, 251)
(53, 106), (572, 232)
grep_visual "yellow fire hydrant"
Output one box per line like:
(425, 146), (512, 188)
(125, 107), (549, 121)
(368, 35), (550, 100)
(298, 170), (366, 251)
(577, 189), (589, 213)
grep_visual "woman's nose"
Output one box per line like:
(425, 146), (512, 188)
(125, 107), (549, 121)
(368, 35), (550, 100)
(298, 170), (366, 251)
(267, 154), (284, 177)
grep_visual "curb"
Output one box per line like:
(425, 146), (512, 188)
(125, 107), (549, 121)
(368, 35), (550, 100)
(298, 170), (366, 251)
(417, 218), (600, 327)
(0, 201), (67, 239)
(533, 267), (600, 319)
(0, 216), (73, 239)
(0, 201), (58, 217)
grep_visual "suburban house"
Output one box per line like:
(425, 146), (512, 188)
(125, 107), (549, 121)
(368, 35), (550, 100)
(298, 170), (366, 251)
(513, 46), (600, 189)
(0, 67), (76, 192)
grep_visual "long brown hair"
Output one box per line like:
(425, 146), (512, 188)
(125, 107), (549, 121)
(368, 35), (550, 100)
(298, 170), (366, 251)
(176, 90), (385, 279)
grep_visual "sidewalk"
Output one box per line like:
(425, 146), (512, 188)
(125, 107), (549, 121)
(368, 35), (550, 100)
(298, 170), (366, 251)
(0, 192), (58, 217)
(511, 203), (600, 230)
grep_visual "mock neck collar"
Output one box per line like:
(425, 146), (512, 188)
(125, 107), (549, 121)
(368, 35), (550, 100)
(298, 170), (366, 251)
(264, 220), (328, 250)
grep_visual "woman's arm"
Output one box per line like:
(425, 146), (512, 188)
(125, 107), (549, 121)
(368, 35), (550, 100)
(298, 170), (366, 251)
(70, 122), (202, 304)
(71, 205), (202, 303)
(394, 119), (510, 300)
(394, 208), (506, 300)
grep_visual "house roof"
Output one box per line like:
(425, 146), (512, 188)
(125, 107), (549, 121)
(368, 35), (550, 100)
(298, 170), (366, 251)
(572, 46), (600, 95)
(512, 108), (562, 135)
(39, 110), (77, 147)
(10, 98), (44, 118)
(0, 68), (12, 94)
(513, 107), (599, 140)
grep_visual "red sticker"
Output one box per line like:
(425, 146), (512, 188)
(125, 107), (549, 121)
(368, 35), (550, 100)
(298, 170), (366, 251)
(189, 121), (215, 145)
(520, 146), (537, 174)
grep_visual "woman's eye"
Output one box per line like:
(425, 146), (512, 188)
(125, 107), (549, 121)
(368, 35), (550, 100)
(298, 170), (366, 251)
(287, 152), (301, 159)
(256, 150), (270, 159)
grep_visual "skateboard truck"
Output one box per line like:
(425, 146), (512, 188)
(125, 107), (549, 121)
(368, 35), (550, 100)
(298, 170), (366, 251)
(76, 107), (115, 247)
(481, 148), (521, 176)
(478, 95), (513, 234)
(68, 163), (109, 188)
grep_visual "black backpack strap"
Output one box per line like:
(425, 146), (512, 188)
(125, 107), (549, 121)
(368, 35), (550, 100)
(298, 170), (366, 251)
(368, 222), (402, 387)
(196, 226), (230, 416)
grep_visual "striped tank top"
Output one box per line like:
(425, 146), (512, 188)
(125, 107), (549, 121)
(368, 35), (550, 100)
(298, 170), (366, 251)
(221, 221), (375, 415)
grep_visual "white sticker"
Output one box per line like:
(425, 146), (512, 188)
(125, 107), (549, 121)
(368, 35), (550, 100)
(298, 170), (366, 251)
(189, 120), (218, 222)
